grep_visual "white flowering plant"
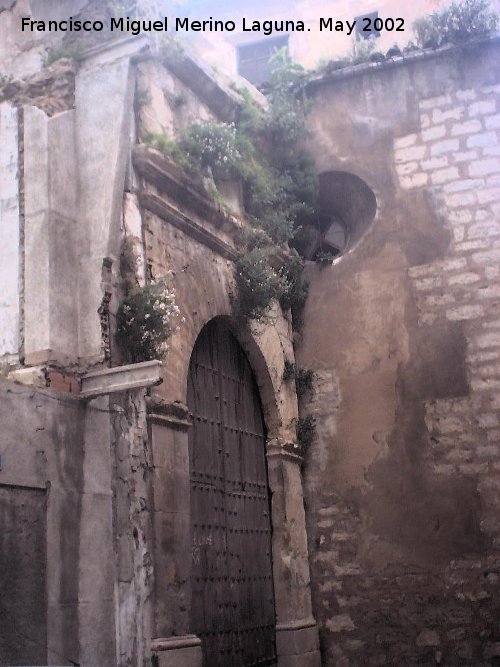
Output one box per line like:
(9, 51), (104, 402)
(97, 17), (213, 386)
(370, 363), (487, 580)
(116, 280), (179, 362)
(179, 121), (242, 178)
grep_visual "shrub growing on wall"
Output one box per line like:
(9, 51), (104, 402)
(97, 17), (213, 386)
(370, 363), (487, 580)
(235, 248), (287, 321)
(142, 50), (316, 326)
(179, 121), (242, 178)
(116, 280), (179, 362)
(297, 415), (317, 451)
(413, 0), (499, 48)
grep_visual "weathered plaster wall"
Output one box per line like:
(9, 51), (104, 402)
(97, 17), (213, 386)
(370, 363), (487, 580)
(110, 390), (154, 667)
(0, 380), (155, 667)
(299, 38), (500, 665)
(0, 380), (85, 665)
(0, 0), (53, 78)
(0, 103), (20, 362)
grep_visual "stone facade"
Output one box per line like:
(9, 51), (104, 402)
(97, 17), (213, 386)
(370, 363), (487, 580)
(0, 2), (319, 666)
(299, 36), (500, 665)
(1, 1), (500, 665)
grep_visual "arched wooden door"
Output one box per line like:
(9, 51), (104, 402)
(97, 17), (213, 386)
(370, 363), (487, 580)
(187, 320), (276, 666)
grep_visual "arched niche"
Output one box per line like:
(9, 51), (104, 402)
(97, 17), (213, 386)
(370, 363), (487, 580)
(294, 171), (377, 260)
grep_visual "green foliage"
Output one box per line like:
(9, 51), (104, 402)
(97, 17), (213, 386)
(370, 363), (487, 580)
(234, 248), (286, 321)
(230, 55), (316, 322)
(413, 0), (498, 48)
(233, 240), (308, 324)
(145, 53), (317, 246)
(120, 236), (139, 293)
(281, 362), (315, 399)
(346, 38), (377, 64)
(278, 252), (309, 327)
(116, 281), (179, 363)
(43, 42), (86, 67)
(143, 132), (191, 171)
(295, 368), (315, 400)
(239, 51), (318, 244)
(205, 182), (235, 215)
(164, 90), (188, 109)
(145, 122), (241, 178)
(263, 49), (310, 147)
(159, 36), (185, 64)
(236, 226), (275, 252)
(0, 73), (13, 91)
(147, 52), (318, 325)
(297, 414), (316, 450)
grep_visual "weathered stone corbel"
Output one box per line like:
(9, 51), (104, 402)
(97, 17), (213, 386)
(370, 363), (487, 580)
(146, 397), (192, 430)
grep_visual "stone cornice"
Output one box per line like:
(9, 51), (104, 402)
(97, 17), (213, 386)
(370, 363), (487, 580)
(138, 190), (238, 260)
(80, 360), (162, 398)
(133, 146), (240, 260)
(146, 397), (192, 430)
(266, 438), (304, 464)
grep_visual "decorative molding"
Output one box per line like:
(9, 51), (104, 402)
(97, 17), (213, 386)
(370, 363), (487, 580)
(147, 413), (192, 430)
(152, 635), (202, 652)
(80, 360), (162, 398)
(266, 438), (304, 464)
(80, 34), (150, 66)
(138, 190), (238, 260)
(133, 145), (236, 227)
(0, 476), (47, 491)
(276, 617), (318, 632)
(162, 51), (242, 121)
(146, 397), (192, 430)
(307, 34), (500, 90)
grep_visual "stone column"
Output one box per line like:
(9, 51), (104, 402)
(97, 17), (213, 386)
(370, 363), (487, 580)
(267, 439), (321, 667)
(147, 399), (202, 667)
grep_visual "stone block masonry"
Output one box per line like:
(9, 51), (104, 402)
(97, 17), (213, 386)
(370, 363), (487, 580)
(395, 85), (500, 193)
(399, 85), (500, 524)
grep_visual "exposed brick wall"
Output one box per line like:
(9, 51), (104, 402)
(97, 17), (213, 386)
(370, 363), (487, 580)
(45, 369), (80, 394)
(0, 58), (77, 116)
